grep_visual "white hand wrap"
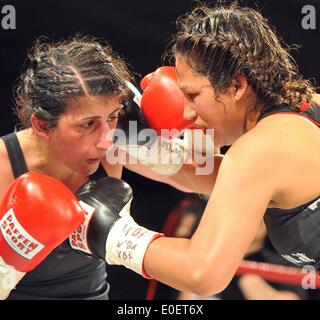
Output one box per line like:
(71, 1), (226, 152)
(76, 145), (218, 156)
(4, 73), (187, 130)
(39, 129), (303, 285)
(121, 128), (217, 176)
(105, 217), (163, 278)
(118, 136), (189, 176)
(0, 256), (25, 300)
(183, 128), (215, 156)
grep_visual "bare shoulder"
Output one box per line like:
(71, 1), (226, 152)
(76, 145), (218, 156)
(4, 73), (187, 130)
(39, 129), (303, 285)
(0, 139), (15, 202)
(221, 115), (310, 191)
(223, 122), (280, 169)
(255, 112), (320, 156)
(224, 114), (320, 206)
(229, 113), (320, 161)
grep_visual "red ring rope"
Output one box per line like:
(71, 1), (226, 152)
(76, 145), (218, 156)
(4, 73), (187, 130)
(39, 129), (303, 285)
(236, 260), (320, 287)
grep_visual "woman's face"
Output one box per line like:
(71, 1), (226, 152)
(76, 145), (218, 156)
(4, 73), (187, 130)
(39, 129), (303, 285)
(47, 95), (122, 175)
(175, 56), (247, 147)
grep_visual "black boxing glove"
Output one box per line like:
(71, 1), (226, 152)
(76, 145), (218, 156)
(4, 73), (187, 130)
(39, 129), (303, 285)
(69, 177), (163, 278)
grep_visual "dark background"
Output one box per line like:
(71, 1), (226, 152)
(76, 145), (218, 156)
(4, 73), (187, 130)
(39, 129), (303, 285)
(0, 0), (319, 299)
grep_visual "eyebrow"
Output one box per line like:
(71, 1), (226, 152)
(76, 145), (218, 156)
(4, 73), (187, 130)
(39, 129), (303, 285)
(179, 83), (212, 92)
(80, 115), (101, 121)
(178, 83), (193, 91)
(79, 107), (123, 121)
(178, 84), (188, 90)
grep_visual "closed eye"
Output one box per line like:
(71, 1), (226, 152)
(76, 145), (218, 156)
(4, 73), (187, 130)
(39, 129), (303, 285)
(107, 107), (124, 123)
(185, 92), (198, 101)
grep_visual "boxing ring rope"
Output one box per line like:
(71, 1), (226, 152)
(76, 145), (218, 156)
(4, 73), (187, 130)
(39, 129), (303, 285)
(146, 259), (320, 300)
(236, 260), (320, 287)
(145, 199), (320, 300)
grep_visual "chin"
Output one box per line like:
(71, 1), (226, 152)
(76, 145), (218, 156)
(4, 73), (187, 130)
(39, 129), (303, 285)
(76, 164), (100, 177)
(87, 165), (101, 176)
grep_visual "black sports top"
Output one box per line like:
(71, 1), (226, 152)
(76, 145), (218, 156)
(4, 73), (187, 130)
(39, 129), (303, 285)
(259, 103), (320, 269)
(1, 132), (109, 299)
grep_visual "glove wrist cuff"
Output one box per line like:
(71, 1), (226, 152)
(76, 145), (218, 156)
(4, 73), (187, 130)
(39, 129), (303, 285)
(105, 217), (163, 277)
(141, 232), (164, 279)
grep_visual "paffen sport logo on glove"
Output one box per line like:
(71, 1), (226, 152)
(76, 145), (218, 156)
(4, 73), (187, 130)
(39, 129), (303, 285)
(69, 201), (96, 254)
(0, 208), (44, 259)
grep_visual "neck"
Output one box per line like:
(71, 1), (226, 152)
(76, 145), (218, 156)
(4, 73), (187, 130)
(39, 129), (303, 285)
(18, 128), (78, 184)
(240, 88), (263, 134)
(244, 110), (261, 133)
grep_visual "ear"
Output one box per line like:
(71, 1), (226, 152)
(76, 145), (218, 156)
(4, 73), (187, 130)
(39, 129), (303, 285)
(231, 74), (249, 101)
(30, 113), (50, 139)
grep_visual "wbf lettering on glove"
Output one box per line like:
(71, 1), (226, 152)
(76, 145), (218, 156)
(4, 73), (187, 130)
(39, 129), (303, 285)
(116, 225), (147, 261)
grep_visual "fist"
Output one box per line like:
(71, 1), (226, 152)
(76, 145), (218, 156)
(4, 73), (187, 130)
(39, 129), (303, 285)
(140, 66), (194, 138)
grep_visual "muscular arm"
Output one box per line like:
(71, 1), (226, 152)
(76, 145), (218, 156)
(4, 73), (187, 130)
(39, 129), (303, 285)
(124, 160), (221, 195)
(123, 161), (193, 193)
(101, 147), (194, 192)
(143, 130), (280, 296)
(121, 149), (223, 195)
(169, 155), (223, 196)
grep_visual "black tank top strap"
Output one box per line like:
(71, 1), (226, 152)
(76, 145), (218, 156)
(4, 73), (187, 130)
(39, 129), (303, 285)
(258, 105), (295, 121)
(0, 132), (110, 299)
(261, 103), (320, 269)
(258, 103), (320, 127)
(303, 103), (320, 126)
(1, 132), (28, 178)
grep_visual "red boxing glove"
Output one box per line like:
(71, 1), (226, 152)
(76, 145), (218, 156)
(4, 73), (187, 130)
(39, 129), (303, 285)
(140, 66), (194, 138)
(0, 172), (85, 298)
(114, 69), (214, 176)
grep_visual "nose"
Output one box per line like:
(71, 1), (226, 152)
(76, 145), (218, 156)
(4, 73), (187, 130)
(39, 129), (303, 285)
(96, 124), (113, 150)
(183, 99), (198, 122)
